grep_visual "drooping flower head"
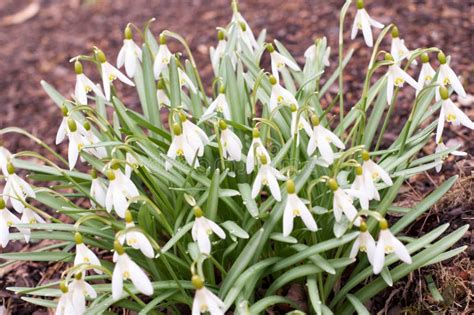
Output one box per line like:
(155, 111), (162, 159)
(283, 179), (317, 237)
(191, 275), (225, 315)
(246, 127), (270, 174)
(436, 51), (467, 100)
(66, 272), (97, 315)
(3, 162), (36, 213)
(105, 163), (140, 218)
(251, 154), (286, 202)
(416, 52), (436, 95)
(219, 120), (242, 162)
(117, 25), (142, 78)
(267, 43), (300, 83)
(73, 60), (105, 105)
(0, 198), (19, 248)
(306, 115), (345, 165)
(349, 220), (376, 263)
(74, 232), (102, 274)
(202, 85), (231, 120)
(328, 178), (361, 226)
(153, 34), (173, 80)
(117, 211), (155, 258)
(390, 26), (417, 65)
(350, 0), (384, 47)
(384, 53), (420, 105)
(268, 75), (298, 112)
(191, 206), (226, 255)
(434, 140), (467, 173)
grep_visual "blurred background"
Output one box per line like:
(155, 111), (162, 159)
(0, 0), (472, 314)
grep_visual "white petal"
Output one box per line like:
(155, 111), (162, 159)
(129, 259), (153, 296)
(112, 262), (124, 300)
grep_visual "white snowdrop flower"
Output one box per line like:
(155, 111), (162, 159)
(434, 141), (467, 173)
(361, 150), (393, 190)
(55, 107), (70, 145)
(246, 128), (270, 174)
(112, 242), (153, 301)
(416, 53), (436, 95)
(192, 275), (225, 315)
(328, 179), (361, 226)
(0, 145), (12, 176)
(73, 61), (105, 105)
(290, 105), (312, 146)
(191, 206), (226, 255)
(3, 163), (35, 213)
(219, 121), (242, 162)
(181, 115), (209, 154)
(267, 44), (300, 82)
(105, 165), (140, 218)
(306, 115), (345, 165)
(350, 0), (384, 47)
(153, 34), (173, 80)
(19, 208), (45, 243)
(90, 170), (107, 208)
(390, 27), (417, 65)
(80, 121), (107, 159)
(156, 79), (170, 108)
(117, 26), (142, 78)
(283, 180), (317, 237)
(117, 211), (154, 258)
(125, 152), (138, 178)
(65, 119), (86, 170)
(178, 67), (197, 94)
(74, 233), (102, 274)
(350, 166), (378, 210)
(95, 48), (135, 101)
(304, 40), (331, 67)
(55, 282), (75, 315)
(372, 219), (412, 274)
(0, 198), (19, 248)
(67, 273), (97, 315)
(202, 87), (231, 120)
(210, 30), (227, 73)
(166, 123), (202, 170)
(268, 75), (298, 112)
(231, 11), (259, 52)
(349, 221), (376, 263)
(385, 53), (420, 104)
(436, 87), (474, 143)
(251, 154), (286, 202)
(436, 52), (467, 100)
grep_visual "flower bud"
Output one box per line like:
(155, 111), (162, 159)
(219, 85), (226, 94)
(95, 49), (107, 63)
(311, 115), (320, 126)
(437, 51), (447, 65)
(217, 30), (225, 41)
(193, 206), (203, 218)
(266, 43), (275, 53)
(60, 105), (69, 117)
(252, 127), (260, 138)
(6, 162), (15, 175)
(269, 75), (277, 86)
(159, 34), (167, 45)
(124, 25), (133, 40)
(286, 180), (295, 194)
(191, 275), (204, 289)
(361, 150), (370, 161)
(114, 240), (125, 255)
(0, 198), (5, 209)
(359, 220), (368, 232)
(67, 118), (77, 132)
(219, 120), (228, 130)
(74, 232), (83, 244)
(172, 123), (182, 136)
(355, 166), (363, 176)
(327, 178), (339, 191)
(356, 0), (364, 9)
(391, 26), (399, 38)
(74, 61), (83, 75)
(384, 53), (394, 62)
(106, 169), (116, 181)
(125, 210), (133, 223)
(379, 218), (389, 230)
(420, 53), (430, 64)
(439, 86), (449, 100)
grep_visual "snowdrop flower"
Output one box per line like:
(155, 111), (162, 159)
(166, 123), (201, 170)
(65, 119), (86, 170)
(269, 75), (298, 112)
(192, 275), (225, 315)
(55, 106), (70, 145)
(178, 67), (197, 94)
(246, 128), (270, 174)
(19, 208), (45, 243)
(267, 44), (300, 82)
(372, 219), (412, 274)
(191, 206), (226, 255)
(231, 11), (258, 52)
(290, 104), (312, 146)
(349, 221), (376, 263)
(73, 61), (105, 105)
(181, 113), (209, 153)
(67, 273), (97, 315)
(3, 163), (35, 213)
(328, 178), (361, 226)
(350, 166), (377, 210)
(90, 170), (107, 208)
(117, 211), (154, 258)
(95, 48), (135, 101)
(74, 233), (102, 274)
(0, 198), (19, 248)
(202, 86), (231, 120)
(251, 154), (286, 201)
(80, 121), (107, 159)
(210, 30), (227, 73)
(153, 34), (173, 79)
(117, 25), (142, 78)
(304, 39), (331, 67)
(55, 281), (75, 315)
(125, 152), (138, 178)
(384, 53), (420, 104)
(436, 87), (474, 143)
(361, 150), (393, 190)
(306, 115), (345, 165)
(434, 141), (467, 173)
(283, 180), (317, 237)
(350, 0), (384, 47)
(219, 121), (242, 161)
(0, 144), (12, 176)
(436, 52), (466, 100)
(156, 79), (170, 108)
(105, 164), (140, 218)
(390, 27), (416, 64)
(112, 241), (153, 300)
(416, 53), (436, 95)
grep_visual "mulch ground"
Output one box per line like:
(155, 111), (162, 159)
(0, 0), (472, 314)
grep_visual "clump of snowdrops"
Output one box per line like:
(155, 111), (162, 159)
(0, 0), (471, 314)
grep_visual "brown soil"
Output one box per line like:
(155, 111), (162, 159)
(0, 0), (472, 314)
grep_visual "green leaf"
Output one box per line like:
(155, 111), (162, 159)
(169, 57), (181, 108)
(238, 183), (259, 217)
(0, 251), (73, 262)
(207, 169), (220, 221)
(221, 221), (249, 239)
(346, 294), (370, 315)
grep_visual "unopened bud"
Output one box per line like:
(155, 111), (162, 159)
(172, 123), (182, 136)
(67, 118), (77, 132)
(327, 178), (339, 191)
(124, 25), (133, 40)
(361, 150), (370, 161)
(74, 61), (83, 74)
(439, 86), (449, 100)
(420, 53), (429, 64)
(286, 180), (295, 194)
(191, 275), (204, 289)
(379, 218), (389, 230)
(193, 206), (203, 218)
(437, 51), (447, 65)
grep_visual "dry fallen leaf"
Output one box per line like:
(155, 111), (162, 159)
(0, 1), (40, 26)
